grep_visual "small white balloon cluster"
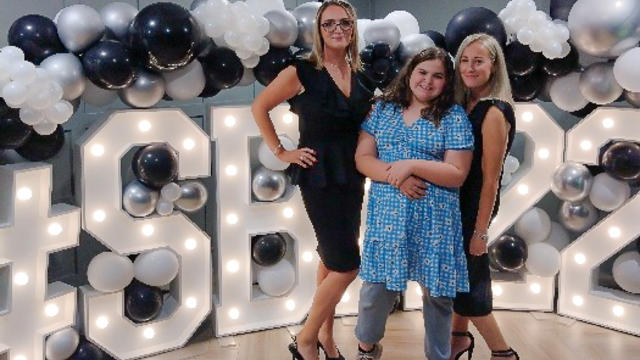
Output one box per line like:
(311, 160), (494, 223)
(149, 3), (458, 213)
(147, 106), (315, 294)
(498, 0), (571, 59)
(0, 46), (73, 135)
(192, 0), (271, 68)
(501, 154), (520, 186)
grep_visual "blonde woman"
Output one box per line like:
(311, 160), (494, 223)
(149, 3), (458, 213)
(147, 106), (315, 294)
(450, 33), (519, 360)
(251, 1), (373, 359)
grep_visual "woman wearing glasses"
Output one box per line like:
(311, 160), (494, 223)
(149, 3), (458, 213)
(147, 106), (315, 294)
(251, 1), (373, 360)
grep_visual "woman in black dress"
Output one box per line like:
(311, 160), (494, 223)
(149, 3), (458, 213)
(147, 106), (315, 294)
(251, 2), (373, 359)
(449, 34), (519, 360)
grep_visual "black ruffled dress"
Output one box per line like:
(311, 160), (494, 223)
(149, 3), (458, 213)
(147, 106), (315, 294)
(287, 59), (374, 272)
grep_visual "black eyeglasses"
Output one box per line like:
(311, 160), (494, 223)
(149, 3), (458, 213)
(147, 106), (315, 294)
(320, 19), (354, 32)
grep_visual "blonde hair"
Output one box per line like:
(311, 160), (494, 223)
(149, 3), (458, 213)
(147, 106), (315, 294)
(454, 33), (513, 108)
(308, 0), (361, 72)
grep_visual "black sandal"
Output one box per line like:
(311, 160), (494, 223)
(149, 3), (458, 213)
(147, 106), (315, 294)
(451, 331), (475, 360)
(287, 336), (318, 360)
(491, 348), (520, 360)
(319, 342), (345, 360)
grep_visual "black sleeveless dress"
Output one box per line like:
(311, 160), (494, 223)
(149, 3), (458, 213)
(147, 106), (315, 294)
(453, 99), (516, 316)
(287, 59), (374, 272)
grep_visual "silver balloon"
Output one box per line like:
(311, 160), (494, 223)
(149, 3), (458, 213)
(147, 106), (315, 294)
(190, 0), (208, 11)
(624, 90), (640, 107)
(292, 2), (321, 50)
(175, 181), (208, 212)
(101, 2), (138, 42)
(568, 0), (640, 58)
(551, 162), (593, 202)
(40, 54), (86, 101)
(578, 62), (623, 105)
(237, 67), (256, 86)
(364, 19), (401, 52)
(397, 33), (435, 63)
(252, 167), (287, 201)
(56, 5), (106, 53)
(559, 200), (598, 232)
(123, 180), (159, 217)
(119, 71), (165, 108)
(162, 60), (206, 101)
(265, 10), (299, 48)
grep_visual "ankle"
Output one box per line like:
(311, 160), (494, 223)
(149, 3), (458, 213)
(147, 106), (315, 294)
(358, 343), (374, 352)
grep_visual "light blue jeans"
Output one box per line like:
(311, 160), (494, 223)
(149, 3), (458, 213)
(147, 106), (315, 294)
(355, 281), (453, 360)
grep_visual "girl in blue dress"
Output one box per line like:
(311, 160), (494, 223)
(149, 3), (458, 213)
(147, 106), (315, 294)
(353, 47), (474, 360)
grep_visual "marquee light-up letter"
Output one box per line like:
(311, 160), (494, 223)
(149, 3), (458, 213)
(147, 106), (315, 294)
(76, 109), (211, 359)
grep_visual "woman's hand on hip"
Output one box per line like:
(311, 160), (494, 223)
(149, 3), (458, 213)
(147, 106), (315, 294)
(278, 147), (317, 168)
(399, 176), (428, 200)
(387, 160), (414, 187)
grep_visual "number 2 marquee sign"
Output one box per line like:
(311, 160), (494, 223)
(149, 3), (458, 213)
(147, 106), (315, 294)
(0, 104), (638, 360)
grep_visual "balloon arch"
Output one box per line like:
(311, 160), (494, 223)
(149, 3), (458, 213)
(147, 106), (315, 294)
(1, 0), (639, 359)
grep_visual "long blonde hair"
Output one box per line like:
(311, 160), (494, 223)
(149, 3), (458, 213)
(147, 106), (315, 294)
(454, 33), (513, 108)
(308, 0), (361, 72)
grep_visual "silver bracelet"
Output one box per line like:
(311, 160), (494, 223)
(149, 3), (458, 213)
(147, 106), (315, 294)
(272, 143), (284, 156)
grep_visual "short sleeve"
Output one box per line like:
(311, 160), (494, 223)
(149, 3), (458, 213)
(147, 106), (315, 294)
(292, 58), (314, 90)
(443, 105), (474, 151)
(360, 100), (385, 136)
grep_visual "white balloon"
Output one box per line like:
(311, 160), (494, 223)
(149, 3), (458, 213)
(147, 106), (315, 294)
(45, 327), (80, 360)
(245, 0), (285, 16)
(256, 259), (296, 297)
(258, 135), (296, 171)
(613, 47), (640, 92)
(517, 27), (535, 45)
(33, 121), (58, 136)
(241, 55), (260, 69)
(357, 19), (372, 50)
(87, 252), (134, 293)
(83, 79), (117, 107)
(0, 46), (25, 63)
(384, 10), (420, 39)
(612, 251), (640, 294)
(163, 60), (206, 101)
(545, 222), (571, 251)
(500, 172), (513, 187)
(155, 198), (174, 216)
(589, 173), (631, 212)
(526, 243), (561, 277)
(238, 67), (256, 86)
(2, 81), (29, 107)
(161, 182), (181, 202)
(19, 107), (44, 125)
(550, 72), (589, 111)
(514, 207), (552, 245)
(134, 248), (180, 287)
(503, 155), (520, 174)
(9, 61), (37, 85)
(44, 100), (74, 125)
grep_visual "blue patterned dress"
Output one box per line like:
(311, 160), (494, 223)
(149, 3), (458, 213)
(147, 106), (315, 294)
(359, 100), (474, 297)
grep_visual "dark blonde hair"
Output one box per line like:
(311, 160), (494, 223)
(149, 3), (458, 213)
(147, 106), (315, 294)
(308, 0), (361, 72)
(377, 47), (455, 126)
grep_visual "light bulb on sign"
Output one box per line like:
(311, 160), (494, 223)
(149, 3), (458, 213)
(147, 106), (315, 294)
(44, 303), (59, 317)
(91, 144), (105, 157)
(283, 207), (294, 218)
(282, 113), (294, 124)
(48, 223), (63, 236)
(183, 138), (196, 150)
(225, 165), (238, 177)
(602, 118), (614, 129)
(580, 140), (592, 151)
(143, 327), (155, 339)
(572, 295), (584, 306)
(302, 251), (313, 262)
(92, 210), (106, 222)
(574, 253), (586, 265)
(340, 292), (350, 303)
(226, 260), (240, 273)
(186, 297), (198, 309)
(184, 238), (197, 250)
(224, 115), (236, 128)
(492, 284), (503, 297)
(14, 272), (29, 286)
(612, 305), (624, 317)
(415, 285), (423, 296)
(96, 316), (109, 329)
(226, 213), (239, 225)
(138, 120), (152, 132)
(141, 224), (154, 237)
(16, 187), (32, 201)
(537, 148), (550, 160)
(530, 283), (541, 294)
(14, 355), (26, 360)
(608, 226), (621, 238)
(521, 111), (533, 122)
(517, 184), (529, 195)
(285, 300), (296, 311)
(228, 308), (240, 319)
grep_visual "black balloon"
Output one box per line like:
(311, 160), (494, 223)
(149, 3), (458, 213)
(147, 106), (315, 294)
(489, 235), (527, 272)
(254, 47), (294, 86)
(360, 44), (375, 64)
(542, 43), (579, 77)
(199, 46), (243, 90)
(0, 101), (32, 149)
(15, 125), (64, 161)
(550, 0), (577, 21)
(252, 233), (286, 266)
(382, 59), (403, 88)
(372, 43), (392, 59)
(8, 14), (65, 64)
(445, 7), (507, 55)
(69, 339), (105, 360)
(128, 2), (201, 72)
(570, 102), (599, 118)
(510, 70), (545, 102)
(371, 57), (391, 76)
(423, 30), (446, 49)
(125, 281), (164, 323)
(600, 141), (640, 182)
(196, 37), (217, 58)
(506, 41), (541, 76)
(83, 40), (135, 90)
(132, 143), (179, 189)
(199, 80), (222, 98)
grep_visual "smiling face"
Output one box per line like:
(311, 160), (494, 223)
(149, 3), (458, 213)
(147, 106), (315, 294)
(408, 59), (447, 106)
(459, 41), (494, 91)
(319, 5), (354, 52)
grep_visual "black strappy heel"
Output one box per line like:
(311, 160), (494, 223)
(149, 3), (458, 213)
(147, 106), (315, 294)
(288, 336), (318, 360)
(491, 348), (520, 360)
(451, 331), (475, 360)
(319, 342), (345, 360)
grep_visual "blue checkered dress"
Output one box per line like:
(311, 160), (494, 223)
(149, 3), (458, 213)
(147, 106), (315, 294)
(360, 101), (474, 297)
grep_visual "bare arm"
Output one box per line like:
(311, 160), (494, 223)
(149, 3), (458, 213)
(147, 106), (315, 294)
(250, 65), (316, 167)
(389, 150), (473, 188)
(354, 130), (390, 182)
(469, 106), (511, 256)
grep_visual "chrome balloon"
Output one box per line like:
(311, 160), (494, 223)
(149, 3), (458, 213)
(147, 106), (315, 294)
(264, 10), (299, 48)
(123, 180), (159, 217)
(551, 161), (593, 202)
(578, 62), (623, 105)
(292, 2), (321, 50)
(175, 181), (208, 212)
(252, 167), (287, 202)
(559, 200), (598, 232)
(56, 5), (105, 52)
(101, 2), (138, 42)
(119, 71), (165, 108)
(40, 53), (86, 101)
